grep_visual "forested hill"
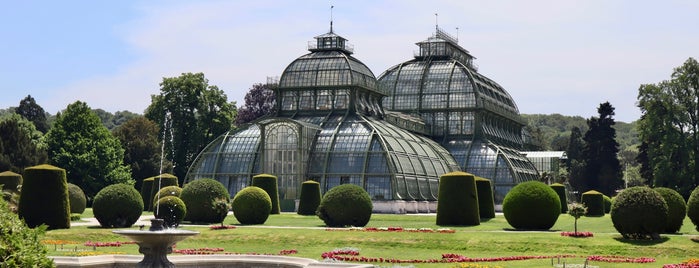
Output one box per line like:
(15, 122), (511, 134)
(521, 114), (639, 152)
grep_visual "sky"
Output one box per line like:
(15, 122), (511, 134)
(1, 1), (697, 123)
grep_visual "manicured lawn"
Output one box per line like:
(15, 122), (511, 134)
(47, 211), (699, 267)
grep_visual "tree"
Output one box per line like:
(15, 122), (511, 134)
(45, 101), (132, 200)
(145, 73), (235, 183)
(15, 95), (49, 133)
(566, 126), (585, 191)
(112, 116), (172, 191)
(568, 202), (588, 235)
(236, 83), (276, 125)
(637, 58), (699, 198)
(581, 102), (623, 196)
(0, 114), (47, 173)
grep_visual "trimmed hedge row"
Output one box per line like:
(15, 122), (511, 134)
(0, 171), (22, 191)
(436, 172), (480, 226)
(252, 174), (280, 214)
(581, 190), (604, 217)
(18, 164), (70, 230)
(298, 180), (321, 216)
(549, 183), (567, 213)
(475, 176), (495, 219)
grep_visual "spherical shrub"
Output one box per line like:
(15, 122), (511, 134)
(549, 183), (567, 213)
(67, 183), (87, 214)
(603, 195), (612, 214)
(154, 196), (186, 228)
(653, 187), (686, 234)
(688, 186), (699, 231)
(475, 176), (495, 219)
(436, 172), (480, 226)
(149, 173), (178, 211)
(581, 190), (605, 216)
(152, 186), (182, 207)
(140, 177), (154, 211)
(93, 183), (144, 228)
(611, 186), (668, 239)
(297, 180), (321, 216)
(317, 184), (372, 227)
(180, 178), (230, 223)
(231, 186), (272, 224)
(252, 174), (280, 214)
(0, 171), (22, 191)
(503, 181), (561, 230)
(18, 164), (70, 230)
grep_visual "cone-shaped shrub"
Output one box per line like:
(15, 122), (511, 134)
(252, 174), (280, 214)
(149, 173), (178, 211)
(503, 181), (560, 230)
(688, 186), (699, 231)
(232, 186), (272, 224)
(67, 183), (87, 214)
(18, 164), (70, 230)
(93, 183), (144, 228)
(581, 190), (604, 216)
(550, 183), (568, 213)
(317, 184), (372, 227)
(653, 187), (686, 234)
(603, 194), (612, 214)
(475, 177), (495, 219)
(154, 196), (186, 228)
(298, 180), (321, 216)
(152, 186), (182, 208)
(140, 177), (154, 211)
(180, 178), (230, 223)
(0, 171), (22, 191)
(611, 186), (668, 239)
(436, 172), (480, 225)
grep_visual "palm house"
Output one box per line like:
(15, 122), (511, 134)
(185, 27), (462, 213)
(377, 27), (539, 203)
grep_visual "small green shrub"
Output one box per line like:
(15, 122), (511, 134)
(152, 186), (182, 207)
(18, 164), (70, 230)
(70, 213), (81, 221)
(436, 172), (480, 226)
(67, 183), (87, 214)
(93, 183), (144, 228)
(653, 187), (686, 234)
(503, 181), (560, 230)
(140, 177), (154, 211)
(603, 195), (612, 214)
(180, 178), (230, 223)
(0, 198), (54, 267)
(297, 180), (321, 216)
(475, 176), (495, 219)
(317, 184), (372, 227)
(252, 174), (280, 214)
(688, 186), (699, 231)
(581, 190), (604, 216)
(611, 186), (668, 239)
(148, 173), (178, 211)
(154, 196), (186, 228)
(550, 183), (567, 213)
(231, 186), (272, 224)
(0, 171), (22, 191)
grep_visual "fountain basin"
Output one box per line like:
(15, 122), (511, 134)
(112, 229), (199, 268)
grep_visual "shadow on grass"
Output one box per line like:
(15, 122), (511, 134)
(613, 236), (669, 245)
(502, 228), (562, 232)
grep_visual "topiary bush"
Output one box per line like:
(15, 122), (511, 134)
(93, 183), (144, 228)
(152, 186), (182, 208)
(317, 184), (372, 227)
(67, 183), (87, 214)
(581, 190), (605, 216)
(550, 183), (568, 213)
(297, 180), (321, 216)
(153, 196), (186, 228)
(436, 172), (480, 226)
(18, 164), (70, 230)
(140, 177), (154, 211)
(475, 176), (495, 219)
(611, 186), (668, 239)
(0, 171), (22, 192)
(0, 197), (54, 267)
(231, 186), (272, 224)
(503, 181), (561, 230)
(654, 187), (687, 234)
(148, 173), (178, 211)
(688, 186), (699, 232)
(252, 174), (280, 214)
(603, 195), (612, 214)
(180, 178), (230, 223)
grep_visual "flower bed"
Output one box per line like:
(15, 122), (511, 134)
(84, 241), (136, 247)
(325, 226), (455, 233)
(209, 225), (237, 230)
(173, 248), (298, 256)
(664, 258), (699, 268)
(560, 231), (593, 237)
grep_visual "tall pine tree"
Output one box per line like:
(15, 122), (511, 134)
(581, 102), (623, 196)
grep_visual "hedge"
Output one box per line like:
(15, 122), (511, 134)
(298, 180), (322, 216)
(18, 164), (70, 230)
(550, 183), (567, 213)
(475, 177), (495, 219)
(436, 172), (480, 226)
(0, 171), (22, 192)
(581, 190), (605, 216)
(252, 174), (280, 214)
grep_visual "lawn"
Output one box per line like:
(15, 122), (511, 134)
(45, 210), (699, 268)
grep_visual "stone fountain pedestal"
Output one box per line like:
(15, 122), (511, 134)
(113, 219), (199, 268)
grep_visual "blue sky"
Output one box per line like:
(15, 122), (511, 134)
(1, 0), (697, 123)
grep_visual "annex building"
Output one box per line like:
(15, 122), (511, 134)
(185, 25), (539, 212)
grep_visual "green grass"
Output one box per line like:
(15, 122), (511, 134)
(46, 211), (699, 267)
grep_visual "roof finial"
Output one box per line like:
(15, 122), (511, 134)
(330, 5), (334, 33)
(456, 26), (459, 43)
(435, 12), (439, 30)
